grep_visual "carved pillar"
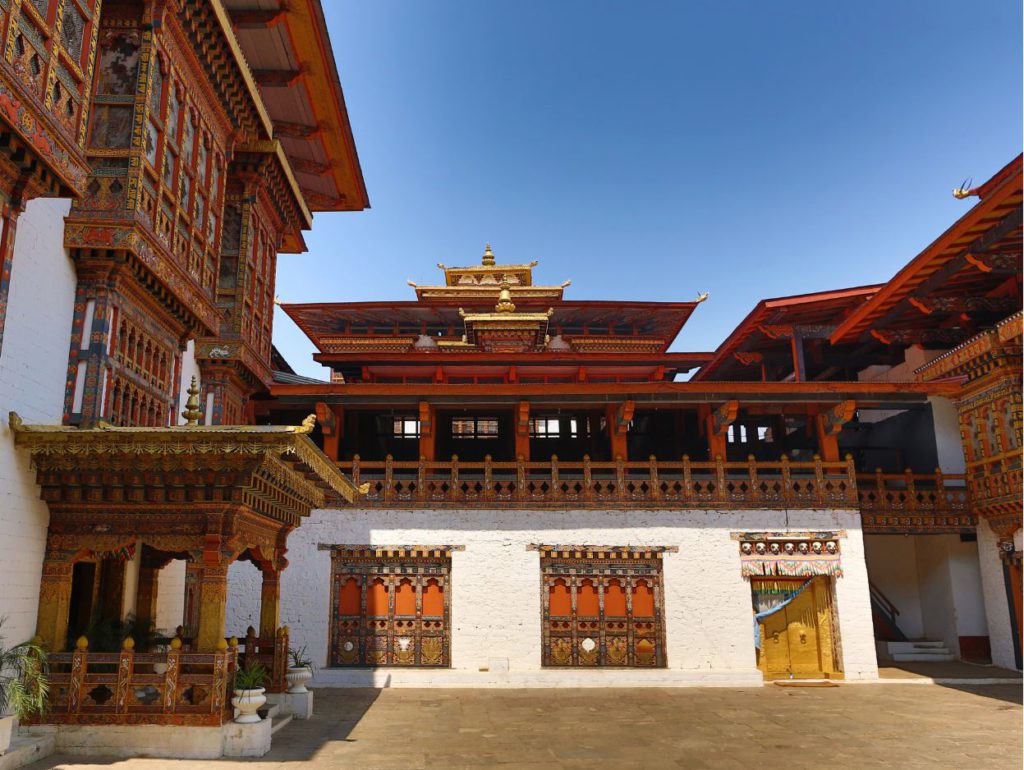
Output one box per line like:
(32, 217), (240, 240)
(0, 198), (24, 359)
(606, 401), (634, 461)
(418, 401), (435, 461)
(815, 401), (856, 463)
(36, 559), (74, 653)
(704, 401), (738, 461)
(192, 562), (229, 652)
(135, 566), (161, 627)
(317, 402), (343, 461)
(259, 568), (281, 640)
(515, 401), (530, 461)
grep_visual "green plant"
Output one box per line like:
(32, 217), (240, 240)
(288, 645), (313, 670)
(234, 661), (269, 691)
(70, 613), (164, 653)
(0, 618), (49, 720)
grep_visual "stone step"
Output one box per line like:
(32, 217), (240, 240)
(891, 651), (956, 662)
(270, 713), (293, 736)
(886, 641), (948, 653)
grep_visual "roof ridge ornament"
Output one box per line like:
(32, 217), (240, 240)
(495, 282), (516, 313)
(181, 376), (203, 426)
(482, 243), (495, 266)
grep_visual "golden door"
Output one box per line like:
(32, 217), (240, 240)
(755, 577), (839, 680)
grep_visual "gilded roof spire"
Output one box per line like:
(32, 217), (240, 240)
(181, 376), (203, 426)
(482, 243), (495, 266)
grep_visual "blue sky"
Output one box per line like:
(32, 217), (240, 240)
(273, 1), (1022, 378)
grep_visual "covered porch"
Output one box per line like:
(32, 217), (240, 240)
(11, 411), (357, 731)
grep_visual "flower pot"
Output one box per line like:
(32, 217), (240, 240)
(0, 714), (14, 756)
(231, 687), (266, 723)
(285, 666), (313, 694)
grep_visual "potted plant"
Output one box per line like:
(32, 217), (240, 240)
(231, 661), (268, 723)
(285, 645), (314, 694)
(0, 619), (48, 756)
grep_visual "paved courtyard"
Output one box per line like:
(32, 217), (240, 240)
(27, 684), (1023, 770)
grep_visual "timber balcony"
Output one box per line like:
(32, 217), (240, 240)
(345, 455), (974, 531)
(38, 629), (289, 726)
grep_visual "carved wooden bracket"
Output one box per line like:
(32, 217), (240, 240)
(734, 351), (763, 366)
(613, 400), (635, 435)
(517, 401), (530, 436)
(315, 402), (337, 437)
(711, 400), (739, 436)
(418, 401), (433, 438)
(822, 400), (856, 435)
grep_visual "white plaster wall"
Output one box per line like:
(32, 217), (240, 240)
(231, 507), (878, 686)
(155, 559), (186, 633)
(915, 536), (960, 656)
(929, 396), (967, 474)
(0, 198), (76, 644)
(977, 520), (1018, 669)
(863, 535), (924, 639)
(225, 559), (263, 637)
(176, 340), (199, 424)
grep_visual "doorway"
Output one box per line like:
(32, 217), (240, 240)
(753, 576), (842, 679)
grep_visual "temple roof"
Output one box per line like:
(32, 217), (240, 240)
(224, 0), (369, 213)
(10, 411), (360, 520)
(693, 285), (882, 381)
(830, 154), (1022, 346)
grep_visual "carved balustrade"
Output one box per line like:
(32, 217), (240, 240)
(857, 469), (974, 533)
(227, 626), (289, 694)
(347, 454), (860, 510)
(40, 640), (236, 726)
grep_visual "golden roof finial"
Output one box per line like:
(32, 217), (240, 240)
(495, 282), (516, 313)
(181, 375), (203, 426)
(482, 244), (495, 267)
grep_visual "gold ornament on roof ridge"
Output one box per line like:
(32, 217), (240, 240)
(181, 376), (203, 426)
(495, 282), (516, 313)
(482, 243), (495, 266)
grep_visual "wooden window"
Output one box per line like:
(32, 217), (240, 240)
(530, 417), (580, 438)
(392, 417), (420, 439)
(329, 550), (451, 667)
(541, 550), (666, 667)
(451, 416), (499, 438)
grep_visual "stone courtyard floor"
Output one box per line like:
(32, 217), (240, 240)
(25, 683), (1023, 770)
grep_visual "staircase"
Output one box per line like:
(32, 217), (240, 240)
(258, 701), (293, 736)
(869, 582), (908, 642)
(885, 640), (955, 662)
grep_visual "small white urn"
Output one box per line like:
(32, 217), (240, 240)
(231, 687), (266, 723)
(285, 666), (313, 694)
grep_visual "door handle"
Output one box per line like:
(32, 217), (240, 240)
(799, 631), (807, 644)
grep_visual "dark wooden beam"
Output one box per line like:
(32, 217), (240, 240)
(870, 327), (974, 346)
(253, 68), (304, 87)
(273, 120), (322, 139)
(229, 3), (289, 29)
(908, 295), (1020, 315)
(964, 252), (1021, 274)
(866, 207), (1023, 337)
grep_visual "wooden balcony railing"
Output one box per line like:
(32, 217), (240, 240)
(857, 470), (973, 533)
(228, 626), (289, 694)
(348, 454), (860, 510)
(345, 455), (975, 530)
(41, 639), (236, 726)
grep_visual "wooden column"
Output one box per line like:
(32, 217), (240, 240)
(185, 558), (229, 651)
(815, 400), (856, 462)
(418, 401), (435, 461)
(704, 401), (738, 460)
(36, 560), (74, 653)
(515, 401), (531, 461)
(259, 568), (281, 640)
(135, 565), (161, 627)
(790, 331), (806, 382)
(317, 402), (343, 461)
(607, 401), (634, 461)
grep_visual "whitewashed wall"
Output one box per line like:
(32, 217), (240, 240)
(226, 507), (877, 687)
(977, 520), (1019, 669)
(155, 559), (186, 634)
(0, 199), (77, 644)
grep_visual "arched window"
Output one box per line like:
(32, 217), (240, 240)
(338, 577), (360, 615)
(422, 579), (444, 617)
(395, 578), (416, 616)
(632, 580), (655, 617)
(604, 579), (627, 617)
(549, 578), (571, 616)
(576, 579), (599, 616)
(366, 578), (389, 616)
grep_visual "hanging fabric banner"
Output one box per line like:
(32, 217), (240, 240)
(734, 531), (843, 578)
(751, 577), (814, 649)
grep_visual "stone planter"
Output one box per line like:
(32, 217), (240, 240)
(0, 714), (14, 756)
(231, 687), (267, 723)
(285, 666), (313, 694)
